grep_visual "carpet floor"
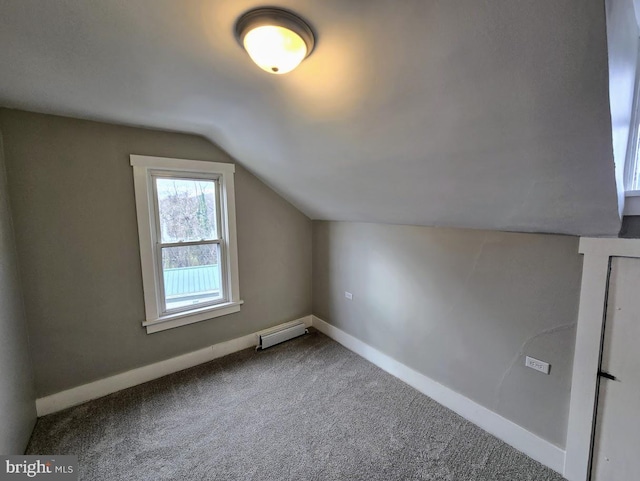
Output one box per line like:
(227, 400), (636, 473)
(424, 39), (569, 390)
(27, 330), (565, 480)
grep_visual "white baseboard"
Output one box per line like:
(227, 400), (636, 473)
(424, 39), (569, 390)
(311, 315), (566, 476)
(36, 315), (312, 416)
(36, 313), (565, 475)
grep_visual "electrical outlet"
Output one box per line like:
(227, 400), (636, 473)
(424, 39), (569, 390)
(345, 291), (353, 300)
(525, 356), (550, 374)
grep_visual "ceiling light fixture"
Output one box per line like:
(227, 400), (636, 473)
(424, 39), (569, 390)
(234, 7), (315, 75)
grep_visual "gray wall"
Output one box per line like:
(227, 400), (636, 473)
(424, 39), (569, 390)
(0, 127), (36, 453)
(313, 221), (582, 448)
(0, 109), (312, 397)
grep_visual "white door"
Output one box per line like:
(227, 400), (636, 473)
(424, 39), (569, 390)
(591, 257), (640, 481)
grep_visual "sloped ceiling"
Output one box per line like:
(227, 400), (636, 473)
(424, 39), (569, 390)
(0, 0), (622, 235)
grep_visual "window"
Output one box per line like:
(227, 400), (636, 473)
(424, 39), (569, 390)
(626, 106), (640, 193)
(130, 155), (241, 333)
(624, 55), (640, 216)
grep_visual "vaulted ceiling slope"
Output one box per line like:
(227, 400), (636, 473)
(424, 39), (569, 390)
(0, 0), (622, 235)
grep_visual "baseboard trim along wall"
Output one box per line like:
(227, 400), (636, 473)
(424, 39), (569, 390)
(36, 313), (565, 475)
(35, 316), (313, 416)
(311, 316), (566, 476)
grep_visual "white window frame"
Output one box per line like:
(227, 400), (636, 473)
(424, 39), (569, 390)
(130, 155), (242, 334)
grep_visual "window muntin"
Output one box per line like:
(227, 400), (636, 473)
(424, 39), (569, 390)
(130, 155), (241, 334)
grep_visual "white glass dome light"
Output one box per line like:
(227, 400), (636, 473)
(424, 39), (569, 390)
(235, 8), (316, 75)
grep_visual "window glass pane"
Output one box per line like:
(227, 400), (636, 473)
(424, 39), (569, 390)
(630, 126), (640, 190)
(162, 244), (223, 311)
(156, 177), (217, 243)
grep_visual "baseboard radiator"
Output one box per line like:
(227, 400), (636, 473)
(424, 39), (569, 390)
(257, 321), (308, 350)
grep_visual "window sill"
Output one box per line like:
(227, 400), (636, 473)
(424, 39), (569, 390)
(625, 191), (640, 215)
(142, 300), (244, 334)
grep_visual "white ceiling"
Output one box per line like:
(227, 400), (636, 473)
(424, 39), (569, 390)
(0, 0), (622, 235)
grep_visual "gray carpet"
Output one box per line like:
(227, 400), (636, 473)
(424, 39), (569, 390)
(27, 330), (565, 480)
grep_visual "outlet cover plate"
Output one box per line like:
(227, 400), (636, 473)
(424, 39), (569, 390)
(525, 356), (550, 374)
